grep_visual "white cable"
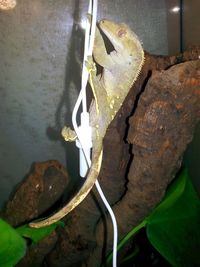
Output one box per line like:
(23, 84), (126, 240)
(72, 0), (95, 165)
(88, 0), (98, 56)
(81, 0), (92, 112)
(71, 1), (118, 266)
(95, 180), (118, 267)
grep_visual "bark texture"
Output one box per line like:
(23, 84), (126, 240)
(3, 47), (200, 267)
(3, 160), (69, 227)
(87, 59), (200, 267)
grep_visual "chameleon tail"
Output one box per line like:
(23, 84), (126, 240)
(29, 147), (103, 228)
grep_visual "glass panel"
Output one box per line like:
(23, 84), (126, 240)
(182, 0), (200, 49)
(181, 0), (200, 191)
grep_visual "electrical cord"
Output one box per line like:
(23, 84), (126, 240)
(71, 1), (118, 266)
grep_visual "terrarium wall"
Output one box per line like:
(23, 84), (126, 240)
(181, 0), (200, 192)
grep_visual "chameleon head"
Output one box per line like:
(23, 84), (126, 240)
(99, 19), (142, 55)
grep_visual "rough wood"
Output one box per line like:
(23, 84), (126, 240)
(87, 59), (200, 267)
(3, 47), (200, 267)
(3, 160), (69, 226)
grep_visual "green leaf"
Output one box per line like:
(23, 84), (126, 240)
(105, 169), (200, 266)
(16, 220), (64, 244)
(146, 170), (187, 222)
(120, 244), (140, 264)
(0, 218), (26, 267)
(146, 169), (200, 267)
(105, 220), (146, 266)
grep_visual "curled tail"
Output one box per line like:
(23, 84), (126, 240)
(29, 147), (103, 228)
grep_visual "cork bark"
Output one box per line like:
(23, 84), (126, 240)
(3, 47), (200, 267)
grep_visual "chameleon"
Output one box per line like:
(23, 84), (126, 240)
(29, 19), (144, 228)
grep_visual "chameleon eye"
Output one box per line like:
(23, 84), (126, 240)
(118, 28), (126, 38)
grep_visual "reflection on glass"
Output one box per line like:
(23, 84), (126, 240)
(0, 0), (16, 10)
(171, 6), (180, 13)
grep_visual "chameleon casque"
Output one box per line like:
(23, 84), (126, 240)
(30, 19), (144, 228)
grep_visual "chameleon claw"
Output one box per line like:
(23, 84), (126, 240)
(61, 127), (77, 142)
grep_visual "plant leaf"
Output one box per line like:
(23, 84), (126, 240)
(105, 169), (200, 266)
(0, 218), (26, 267)
(16, 220), (64, 244)
(104, 220), (146, 266)
(120, 244), (140, 264)
(146, 169), (200, 267)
